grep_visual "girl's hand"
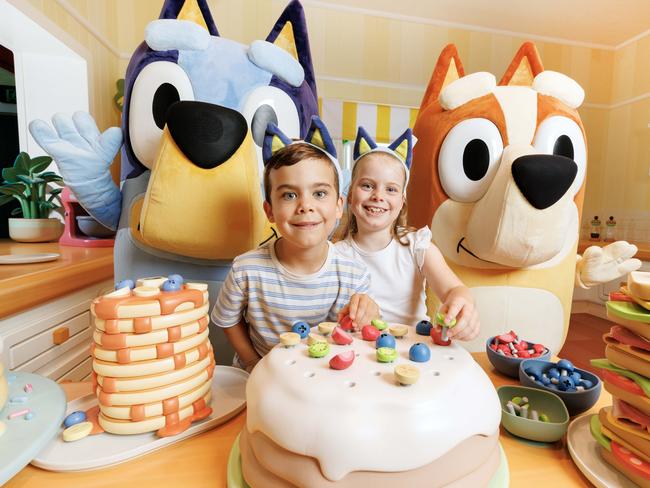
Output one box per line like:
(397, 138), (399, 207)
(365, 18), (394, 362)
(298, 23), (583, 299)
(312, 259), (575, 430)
(440, 287), (480, 341)
(338, 294), (380, 330)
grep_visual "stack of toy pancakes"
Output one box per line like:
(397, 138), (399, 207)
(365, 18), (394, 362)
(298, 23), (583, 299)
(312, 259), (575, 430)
(90, 276), (215, 437)
(591, 271), (650, 487)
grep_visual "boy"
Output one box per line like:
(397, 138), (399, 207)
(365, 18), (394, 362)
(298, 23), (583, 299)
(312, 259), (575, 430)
(211, 118), (379, 371)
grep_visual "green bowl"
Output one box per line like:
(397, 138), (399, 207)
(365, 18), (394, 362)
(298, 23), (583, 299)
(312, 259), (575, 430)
(497, 385), (569, 442)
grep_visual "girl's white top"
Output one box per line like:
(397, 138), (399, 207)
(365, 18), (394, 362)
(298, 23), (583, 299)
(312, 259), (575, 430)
(335, 227), (431, 325)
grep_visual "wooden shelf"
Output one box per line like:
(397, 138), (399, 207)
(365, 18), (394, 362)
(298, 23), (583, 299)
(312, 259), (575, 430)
(0, 240), (113, 318)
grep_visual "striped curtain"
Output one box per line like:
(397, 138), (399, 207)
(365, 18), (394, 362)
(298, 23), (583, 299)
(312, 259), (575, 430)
(318, 98), (419, 169)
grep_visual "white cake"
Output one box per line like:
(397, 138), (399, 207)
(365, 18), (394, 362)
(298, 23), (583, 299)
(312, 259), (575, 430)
(90, 276), (215, 436)
(242, 325), (503, 486)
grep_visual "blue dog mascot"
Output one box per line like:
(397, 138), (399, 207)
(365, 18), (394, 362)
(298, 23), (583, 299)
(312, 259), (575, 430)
(29, 0), (319, 363)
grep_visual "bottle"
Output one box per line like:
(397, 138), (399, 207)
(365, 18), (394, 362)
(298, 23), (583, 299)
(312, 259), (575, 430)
(604, 216), (616, 242)
(590, 216), (601, 241)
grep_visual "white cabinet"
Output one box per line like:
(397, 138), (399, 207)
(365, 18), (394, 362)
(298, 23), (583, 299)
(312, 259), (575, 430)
(0, 280), (111, 382)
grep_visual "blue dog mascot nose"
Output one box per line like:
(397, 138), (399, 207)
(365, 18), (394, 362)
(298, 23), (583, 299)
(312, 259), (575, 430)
(166, 101), (248, 170)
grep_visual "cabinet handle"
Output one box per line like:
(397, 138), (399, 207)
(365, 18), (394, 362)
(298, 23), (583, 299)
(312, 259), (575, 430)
(53, 327), (70, 345)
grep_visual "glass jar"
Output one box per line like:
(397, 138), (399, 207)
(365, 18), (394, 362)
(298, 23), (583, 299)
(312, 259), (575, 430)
(590, 216), (601, 241)
(604, 216), (616, 242)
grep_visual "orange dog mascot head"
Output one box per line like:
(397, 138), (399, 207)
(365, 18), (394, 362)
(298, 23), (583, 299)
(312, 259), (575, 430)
(408, 42), (588, 354)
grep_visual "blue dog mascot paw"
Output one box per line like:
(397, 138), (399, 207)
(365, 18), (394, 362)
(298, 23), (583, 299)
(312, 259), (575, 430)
(29, 112), (123, 230)
(28, 0), (319, 362)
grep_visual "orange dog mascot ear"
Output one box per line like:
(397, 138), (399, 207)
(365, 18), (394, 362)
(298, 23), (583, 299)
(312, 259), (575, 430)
(408, 42), (640, 354)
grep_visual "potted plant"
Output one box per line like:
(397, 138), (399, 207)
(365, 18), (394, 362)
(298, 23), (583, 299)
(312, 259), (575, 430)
(0, 152), (64, 242)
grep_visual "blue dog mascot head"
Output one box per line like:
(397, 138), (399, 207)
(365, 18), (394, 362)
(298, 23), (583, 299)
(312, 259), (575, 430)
(29, 0), (318, 362)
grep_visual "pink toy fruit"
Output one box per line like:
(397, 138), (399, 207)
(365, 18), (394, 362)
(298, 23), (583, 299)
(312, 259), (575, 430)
(361, 325), (380, 341)
(329, 351), (355, 370)
(332, 327), (353, 345)
(339, 314), (354, 331)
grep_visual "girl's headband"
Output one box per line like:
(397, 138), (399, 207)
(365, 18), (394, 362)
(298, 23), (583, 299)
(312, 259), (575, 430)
(352, 126), (413, 190)
(262, 116), (344, 196)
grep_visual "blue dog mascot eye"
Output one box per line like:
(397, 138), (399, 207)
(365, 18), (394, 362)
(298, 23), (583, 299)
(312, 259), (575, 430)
(28, 0), (319, 362)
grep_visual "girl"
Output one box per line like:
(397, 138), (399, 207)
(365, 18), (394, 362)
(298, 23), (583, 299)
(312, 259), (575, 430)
(335, 127), (479, 341)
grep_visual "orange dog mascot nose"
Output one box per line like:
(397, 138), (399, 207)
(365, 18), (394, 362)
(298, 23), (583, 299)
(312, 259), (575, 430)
(408, 42), (640, 354)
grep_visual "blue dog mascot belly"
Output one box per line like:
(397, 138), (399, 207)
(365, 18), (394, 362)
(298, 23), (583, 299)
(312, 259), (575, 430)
(29, 0), (319, 364)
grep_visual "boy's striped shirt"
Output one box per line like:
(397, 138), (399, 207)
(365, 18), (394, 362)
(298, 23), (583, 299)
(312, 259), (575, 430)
(211, 241), (370, 357)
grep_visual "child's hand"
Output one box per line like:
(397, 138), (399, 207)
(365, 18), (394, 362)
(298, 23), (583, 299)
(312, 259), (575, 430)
(338, 294), (380, 330)
(440, 287), (480, 341)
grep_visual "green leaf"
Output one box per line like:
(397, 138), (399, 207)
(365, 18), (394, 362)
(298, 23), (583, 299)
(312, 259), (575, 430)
(0, 184), (26, 196)
(41, 174), (63, 183)
(10, 206), (22, 216)
(2, 167), (18, 183)
(48, 188), (63, 196)
(0, 194), (14, 206)
(13, 152), (30, 175)
(17, 174), (35, 185)
(29, 156), (53, 174)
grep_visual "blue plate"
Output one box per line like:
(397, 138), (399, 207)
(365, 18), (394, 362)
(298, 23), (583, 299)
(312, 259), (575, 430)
(0, 372), (66, 485)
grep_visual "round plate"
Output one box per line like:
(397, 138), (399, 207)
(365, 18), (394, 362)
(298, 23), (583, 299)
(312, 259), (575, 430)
(0, 253), (60, 264)
(32, 366), (248, 471)
(567, 414), (637, 488)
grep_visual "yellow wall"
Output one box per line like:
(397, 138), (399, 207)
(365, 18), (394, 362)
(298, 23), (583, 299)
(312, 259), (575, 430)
(16, 0), (649, 231)
(588, 38), (650, 240)
(16, 0), (122, 179)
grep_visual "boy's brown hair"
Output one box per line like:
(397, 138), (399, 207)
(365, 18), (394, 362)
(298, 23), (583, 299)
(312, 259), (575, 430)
(263, 143), (339, 203)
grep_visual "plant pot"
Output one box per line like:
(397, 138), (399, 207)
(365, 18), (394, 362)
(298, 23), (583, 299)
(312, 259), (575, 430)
(8, 218), (64, 243)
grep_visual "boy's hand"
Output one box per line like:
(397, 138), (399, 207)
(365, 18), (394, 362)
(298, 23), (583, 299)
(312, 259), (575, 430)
(338, 294), (380, 330)
(441, 287), (480, 341)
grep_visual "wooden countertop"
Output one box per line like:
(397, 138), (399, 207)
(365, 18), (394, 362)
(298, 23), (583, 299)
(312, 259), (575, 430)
(0, 240), (114, 318)
(579, 239), (650, 261)
(7, 353), (607, 488)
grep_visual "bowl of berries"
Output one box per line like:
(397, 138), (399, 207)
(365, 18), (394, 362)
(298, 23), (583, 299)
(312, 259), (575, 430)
(486, 331), (551, 378)
(519, 358), (601, 416)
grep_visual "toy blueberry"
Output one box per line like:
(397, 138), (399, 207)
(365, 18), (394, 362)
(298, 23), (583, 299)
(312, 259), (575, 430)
(409, 343), (431, 363)
(292, 321), (310, 339)
(376, 333), (396, 350)
(415, 320), (433, 336)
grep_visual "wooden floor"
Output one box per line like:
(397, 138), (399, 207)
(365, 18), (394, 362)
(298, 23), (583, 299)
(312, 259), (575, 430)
(558, 313), (613, 375)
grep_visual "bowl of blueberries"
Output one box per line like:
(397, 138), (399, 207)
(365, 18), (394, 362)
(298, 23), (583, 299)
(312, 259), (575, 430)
(519, 358), (602, 416)
(486, 331), (551, 378)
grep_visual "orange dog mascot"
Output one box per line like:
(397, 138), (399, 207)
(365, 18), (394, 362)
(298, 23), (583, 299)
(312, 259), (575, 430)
(408, 42), (640, 354)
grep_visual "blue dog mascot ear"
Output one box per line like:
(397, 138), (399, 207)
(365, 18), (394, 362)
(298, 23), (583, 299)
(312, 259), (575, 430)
(264, 0), (318, 139)
(158, 0), (219, 35)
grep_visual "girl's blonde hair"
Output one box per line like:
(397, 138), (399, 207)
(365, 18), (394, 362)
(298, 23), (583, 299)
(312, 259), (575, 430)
(334, 153), (415, 246)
